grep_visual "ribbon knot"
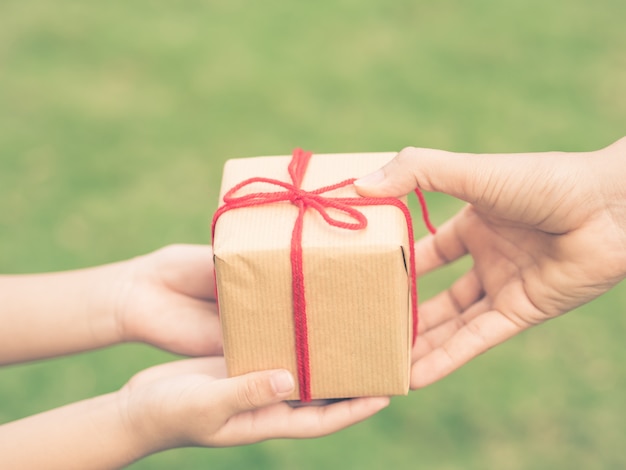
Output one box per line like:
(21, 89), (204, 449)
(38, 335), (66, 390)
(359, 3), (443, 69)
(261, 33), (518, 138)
(212, 148), (435, 402)
(221, 170), (369, 232)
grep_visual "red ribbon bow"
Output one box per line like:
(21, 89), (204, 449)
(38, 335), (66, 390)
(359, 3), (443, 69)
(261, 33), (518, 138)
(212, 148), (436, 401)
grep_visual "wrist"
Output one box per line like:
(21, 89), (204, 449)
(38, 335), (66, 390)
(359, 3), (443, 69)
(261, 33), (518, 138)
(86, 259), (136, 347)
(109, 252), (162, 346)
(98, 392), (159, 465)
(116, 383), (186, 455)
(0, 263), (132, 364)
(0, 392), (155, 469)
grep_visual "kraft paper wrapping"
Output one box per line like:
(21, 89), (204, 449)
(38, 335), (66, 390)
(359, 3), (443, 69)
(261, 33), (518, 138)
(213, 152), (411, 400)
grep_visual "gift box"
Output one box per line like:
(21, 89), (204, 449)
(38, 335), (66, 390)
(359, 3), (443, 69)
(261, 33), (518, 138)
(212, 149), (421, 401)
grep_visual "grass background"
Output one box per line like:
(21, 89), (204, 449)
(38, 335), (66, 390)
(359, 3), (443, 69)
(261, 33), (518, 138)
(1, 0), (625, 468)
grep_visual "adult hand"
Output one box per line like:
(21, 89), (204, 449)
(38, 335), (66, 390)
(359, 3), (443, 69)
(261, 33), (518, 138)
(355, 137), (626, 388)
(115, 244), (221, 356)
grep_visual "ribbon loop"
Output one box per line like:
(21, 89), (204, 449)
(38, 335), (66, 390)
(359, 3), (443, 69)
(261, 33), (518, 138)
(221, 171), (369, 232)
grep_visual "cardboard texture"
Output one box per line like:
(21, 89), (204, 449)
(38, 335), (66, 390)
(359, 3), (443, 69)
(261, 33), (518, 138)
(213, 152), (411, 400)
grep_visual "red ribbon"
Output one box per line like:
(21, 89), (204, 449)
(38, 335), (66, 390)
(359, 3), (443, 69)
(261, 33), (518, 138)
(211, 148), (436, 401)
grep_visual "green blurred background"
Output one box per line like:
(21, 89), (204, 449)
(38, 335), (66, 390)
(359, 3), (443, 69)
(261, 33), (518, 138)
(1, 0), (625, 468)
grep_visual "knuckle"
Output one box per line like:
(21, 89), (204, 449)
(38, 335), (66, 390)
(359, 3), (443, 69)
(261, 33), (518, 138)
(156, 243), (186, 258)
(465, 319), (489, 349)
(237, 376), (267, 409)
(453, 314), (469, 331)
(392, 147), (430, 190)
(395, 146), (421, 165)
(440, 343), (457, 367)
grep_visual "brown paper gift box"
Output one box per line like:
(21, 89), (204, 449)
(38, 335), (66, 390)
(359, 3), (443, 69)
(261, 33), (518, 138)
(212, 152), (412, 401)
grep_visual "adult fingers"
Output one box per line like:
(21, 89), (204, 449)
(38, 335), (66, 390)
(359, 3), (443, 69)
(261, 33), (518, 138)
(410, 309), (524, 389)
(354, 147), (549, 217)
(354, 146), (487, 200)
(417, 268), (484, 335)
(413, 297), (491, 362)
(413, 208), (470, 276)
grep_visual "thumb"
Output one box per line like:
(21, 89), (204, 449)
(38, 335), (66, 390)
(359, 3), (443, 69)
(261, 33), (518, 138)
(354, 146), (523, 207)
(216, 369), (295, 415)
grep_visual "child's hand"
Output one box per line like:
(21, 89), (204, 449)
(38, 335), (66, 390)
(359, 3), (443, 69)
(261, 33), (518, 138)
(0, 244), (222, 364)
(114, 244), (222, 356)
(119, 357), (390, 450)
(0, 356), (389, 469)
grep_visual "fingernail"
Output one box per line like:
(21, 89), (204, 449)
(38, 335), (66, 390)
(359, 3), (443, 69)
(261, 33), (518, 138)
(354, 169), (384, 187)
(270, 370), (295, 394)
